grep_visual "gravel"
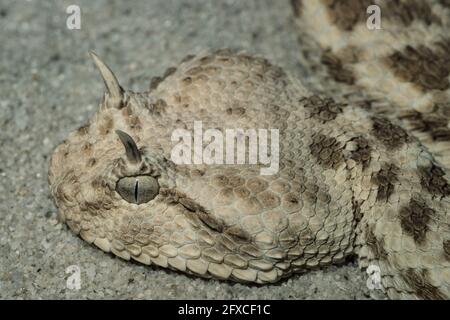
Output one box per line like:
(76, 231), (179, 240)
(0, 0), (387, 299)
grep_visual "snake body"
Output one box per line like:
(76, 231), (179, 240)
(49, 1), (450, 299)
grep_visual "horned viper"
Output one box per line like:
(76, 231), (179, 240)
(48, 0), (450, 299)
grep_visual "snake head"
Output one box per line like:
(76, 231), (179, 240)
(49, 51), (299, 284)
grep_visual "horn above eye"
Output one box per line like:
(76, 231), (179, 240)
(115, 130), (142, 164)
(90, 51), (123, 108)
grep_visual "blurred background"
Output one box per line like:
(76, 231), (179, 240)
(0, 0), (385, 299)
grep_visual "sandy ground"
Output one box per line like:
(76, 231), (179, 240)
(0, 0), (387, 299)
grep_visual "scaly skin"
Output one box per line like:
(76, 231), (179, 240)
(49, 2), (450, 300)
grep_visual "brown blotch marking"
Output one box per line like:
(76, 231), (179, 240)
(352, 198), (363, 222)
(226, 106), (246, 116)
(309, 133), (345, 169)
(418, 164), (450, 197)
(290, 0), (302, 17)
(365, 225), (388, 260)
(145, 98), (167, 115)
(350, 136), (372, 169)
(386, 0), (441, 26)
(400, 103), (450, 141)
(98, 116), (114, 135)
(87, 158), (97, 167)
(321, 50), (355, 85)
(302, 95), (346, 122)
(371, 163), (399, 202)
(371, 116), (410, 150)
(401, 268), (446, 300)
(399, 198), (435, 244)
(323, 0), (441, 31)
(181, 54), (195, 63)
(321, 0), (372, 31)
(77, 123), (90, 135)
(386, 40), (450, 91)
(149, 76), (163, 91)
(352, 98), (379, 111)
(149, 66), (177, 91)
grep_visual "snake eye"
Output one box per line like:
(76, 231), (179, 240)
(116, 176), (159, 204)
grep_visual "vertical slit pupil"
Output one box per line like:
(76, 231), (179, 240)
(134, 179), (139, 203)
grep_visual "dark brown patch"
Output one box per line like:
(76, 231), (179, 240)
(386, 40), (450, 91)
(180, 54), (195, 63)
(149, 77), (162, 91)
(401, 268), (446, 300)
(386, 0), (441, 26)
(350, 136), (372, 169)
(310, 134), (345, 169)
(400, 103), (450, 142)
(145, 98), (167, 115)
(226, 106), (246, 116)
(290, 0), (303, 17)
(149, 66), (177, 91)
(352, 198), (363, 222)
(399, 198), (435, 244)
(351, 98), (379, 111)
(323, 0), (441, 31)
(418, 164), (450, 197)
(366, 226), (388, 260)
(371, 164), (399, 202)
(77, 123), (90, 135)
(322, 0), (372, 31)
(302, 95), (346, 122)
(371, 116), (410, 150)
(321, 51), (355, 84)
(87, 158), (96, 167)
